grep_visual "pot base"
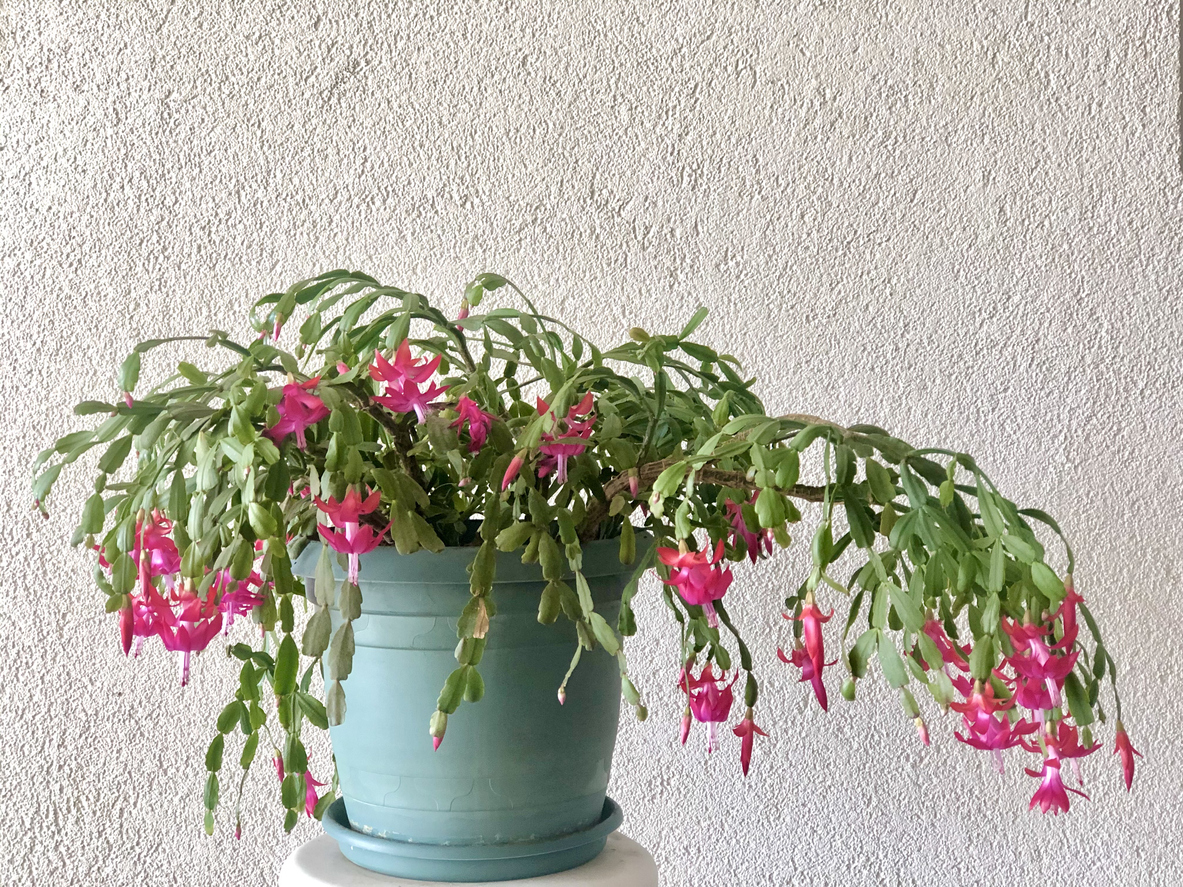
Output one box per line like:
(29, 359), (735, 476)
(320, 797), (624, 882)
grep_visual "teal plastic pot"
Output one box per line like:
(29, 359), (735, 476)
(291, 534), (648, 881)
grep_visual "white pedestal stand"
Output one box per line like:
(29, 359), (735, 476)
(279, 832), (658, 887)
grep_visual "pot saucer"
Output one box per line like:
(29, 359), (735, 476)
(320, 797), (624, 882)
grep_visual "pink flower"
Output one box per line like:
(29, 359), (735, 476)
(777, 599), (834, 710)
(134, 511), (181, 585)
(304, 771), (327, 817)
(1025, 721), (1097, 813)
(119, 589), (167, 657)
(1007, 649), (1079, 710)
(154, 585), (224, 686)
(777, 644), (833, 711)
(450, 396), (496, 453)
(732, 709), (768, 776)
(264, 378), (330, 449)
(214, 571), (267, 633)
(679, 664), (736, 753)
(371, 339), (442, 386)
(1027, 756), (1086, 815)
(1011, 675), (1053, 713)
(952, 680), (1036, 772)
(374, 378), (450, 424)
(919, 618), (970, 672)
(657, 540), (733, 627)
(370, 341), (450, 423)
(1002, 617), (1054, 666)
(725, 496), (772, 563)
(1053, 578), (1085, 651)
(1114, 723), (1142, 791)
(536, 392), (595, 484)
(795, 602), (833, 675)
(315, 486), (382, 542)
(318, 522), (389, 585)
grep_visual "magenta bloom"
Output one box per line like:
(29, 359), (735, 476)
(732, 709), (768, 776)
(1027, 756), (1086, 815)
(134, 511), (181, 587)
(1024, 721), (1098, 813)
(536, 392), (595, 484)
(154, 585), (224, 686)
(919, 618), (969, 673)
(1002, 617), (1054, 666)
(318, 522), (389, 585)
(657, 540), (733, 627)
(951, 680), (1034, 772)
(725, 496), (772, 563)
(315, 487), (382, 538)
(450, 396), (496, 453)
(264, 378), (330, 449)
(777, 644), (833, 711)
(777, 600), (834, 711)
(371, 339), (442, 386)
(370, 341), (449, 423)
(1008, 649), (1078, 710)
(214, 571), (267, 633)
(315, 487), (383, 584)
(796, 602), (832, 673)
(679, 664), (736, 753)
(1114, 723), (1142, 791)
(374, 378), (450, 424)
(304, 771), (327, 817)
(119, 588), (169, 657)
(1053, 579), (1085, 651)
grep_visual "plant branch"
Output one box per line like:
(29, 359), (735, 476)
(341, 383), (427, 487)
(579, 458), (829, 541)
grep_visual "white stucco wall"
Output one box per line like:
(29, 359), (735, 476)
(2, 2), (1181, 884)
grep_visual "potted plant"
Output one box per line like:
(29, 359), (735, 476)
(33, 270), (1140, 881)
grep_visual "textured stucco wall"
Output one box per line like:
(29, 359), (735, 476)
(2, 2), (1181, 885)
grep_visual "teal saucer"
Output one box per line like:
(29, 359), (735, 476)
(320, 797), (624, 882)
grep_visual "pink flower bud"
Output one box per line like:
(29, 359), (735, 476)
(336, 361), (349, 374)
(558, 687), (567, 705)
(502, 453), (525, 491)
(680, 708), (692, 745)
(433, 735), (443, 751)
(915, 717), (930, 747)
(234, 821), (242, 840)
(628, 470), (639, 499)
(122, 391), (134, 408)
(1114, 722), (1142, 792)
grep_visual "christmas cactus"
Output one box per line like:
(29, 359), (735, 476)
(33, 270), (1137, 835)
